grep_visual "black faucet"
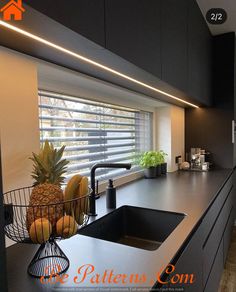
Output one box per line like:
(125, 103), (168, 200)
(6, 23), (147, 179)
(89, 163), (132, 216)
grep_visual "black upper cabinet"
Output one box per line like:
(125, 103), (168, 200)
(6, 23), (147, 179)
(25, 0), (105, 46)
(188, 0), (212, 105)
(161, 0), (188, 93)
(105, 0), (162, 77)
(25, 0), (212, 106)
(105, 0), (212, 106)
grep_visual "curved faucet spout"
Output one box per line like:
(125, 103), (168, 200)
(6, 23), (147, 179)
(89, 163), (132, 216)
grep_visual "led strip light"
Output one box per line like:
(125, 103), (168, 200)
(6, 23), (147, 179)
(0, 20), (199, 108)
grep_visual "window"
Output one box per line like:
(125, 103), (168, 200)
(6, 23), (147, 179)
(39, 90), (153, 181)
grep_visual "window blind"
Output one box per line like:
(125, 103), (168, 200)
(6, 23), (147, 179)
(39, 90), (153, 181)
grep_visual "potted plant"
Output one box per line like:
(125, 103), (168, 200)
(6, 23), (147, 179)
(158, 150), (168, 175)
(139, 151), (157, 178)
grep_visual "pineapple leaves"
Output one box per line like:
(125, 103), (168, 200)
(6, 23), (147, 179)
(54, 159), (69, 172)
(29, 140), (69, 185)
(30, 153), (50, 173)
(55, 146), (65, 162)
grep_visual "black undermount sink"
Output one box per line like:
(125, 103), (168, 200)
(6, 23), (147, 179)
(79, 205), (186, 251)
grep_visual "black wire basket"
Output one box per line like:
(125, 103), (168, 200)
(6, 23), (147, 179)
(3, 185), (91, 278)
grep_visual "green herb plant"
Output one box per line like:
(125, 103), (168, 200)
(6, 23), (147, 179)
(157, 150), (168, 164)
(139, 151), (157, 168)
(139, 150), (168, 168)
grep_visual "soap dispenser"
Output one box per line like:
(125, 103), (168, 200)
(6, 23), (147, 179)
(106, 179), (116, 209)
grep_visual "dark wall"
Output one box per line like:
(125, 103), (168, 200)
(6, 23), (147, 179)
(185, 107), (233, 168)
(185, 33), (235, 169)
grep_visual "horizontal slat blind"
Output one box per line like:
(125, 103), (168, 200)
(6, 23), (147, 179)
(39, 90), (153, 181)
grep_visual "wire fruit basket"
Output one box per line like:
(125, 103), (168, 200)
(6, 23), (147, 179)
(3, 186), (90, 278)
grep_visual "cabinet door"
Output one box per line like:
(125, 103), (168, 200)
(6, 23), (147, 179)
(188, 0), (212, 105)
(204, 239), (224, 292)
(201, 176), (232, 242)
(160, 224), (204, 291)
(233, 167), (236, 221)
(203, 186), (233, 286)
(161, 0), (188, 93)
(223, 208), (234, 263)
(26, 0), (105, 46)
(105, 0), (162, 77)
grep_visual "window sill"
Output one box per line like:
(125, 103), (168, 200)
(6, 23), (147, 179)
(96, 170), (144, 195)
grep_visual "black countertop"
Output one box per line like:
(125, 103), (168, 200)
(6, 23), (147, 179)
(6, 168), (233, 291)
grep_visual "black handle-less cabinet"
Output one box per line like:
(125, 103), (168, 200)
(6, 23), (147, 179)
(159, 0), (213, 105)
(25, 0), (106, 46)
(159, 223), (204, 291)
(161, 0), (188, 94)
(105, 0), (162, 78)
(159, 175), (234, 292)
(188, 0), (212, 106)
(105, 0), (212, 106)
(161, 0), (212, 106)
(25, 0), (212, 106)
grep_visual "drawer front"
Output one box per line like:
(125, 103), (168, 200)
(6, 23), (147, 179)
(204, 239), (224, 292)
(202, 176), (232, 241)
(203, 186), (233, 285)
(223, 207), (235, 264)
(160, 223), (204, 292)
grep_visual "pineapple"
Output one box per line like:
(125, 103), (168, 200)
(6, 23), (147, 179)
(26, 141), (69, 231)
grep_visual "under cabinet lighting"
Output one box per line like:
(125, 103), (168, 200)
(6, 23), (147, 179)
(0, 20), (199, 108)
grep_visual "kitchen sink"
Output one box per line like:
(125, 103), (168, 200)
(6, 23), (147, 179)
(79, 205), (186, 251)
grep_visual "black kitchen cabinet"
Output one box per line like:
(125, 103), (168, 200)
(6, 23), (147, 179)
(105, 0), (212, 106)
(161, 0), (188, 93)
(23, 0), (213, 106)
(105, 0), (162, 77)
(204, 239), (224, 292)
(202, 184), (233, 286)
(223, 208), (234, 264)
(160, 224), (204, 291)
(188, 0), (212, 105)
(160, 174), (234, 291)
(24, 0), (105, 46)
(233, 171), (236, 230)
